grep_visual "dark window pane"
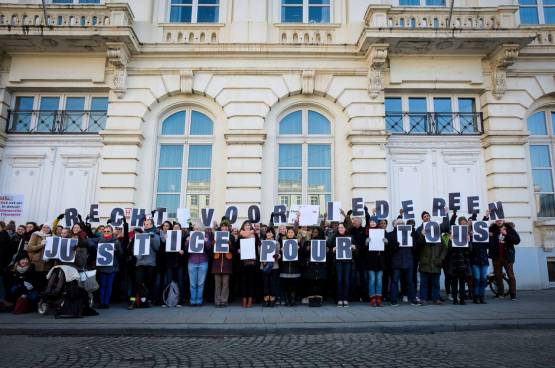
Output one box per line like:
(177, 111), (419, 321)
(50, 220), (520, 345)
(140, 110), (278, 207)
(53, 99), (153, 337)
(537, 193), (555, 217)
(309, 6), (330, 23)
(170, 6), (192, 22)
(409, 97), (427, 133)
(282, 6), (303, 22)
(197, 6), (219, 22)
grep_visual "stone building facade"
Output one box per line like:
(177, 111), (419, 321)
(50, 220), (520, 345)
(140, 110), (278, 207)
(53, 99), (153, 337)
(0, 0), (554, 288)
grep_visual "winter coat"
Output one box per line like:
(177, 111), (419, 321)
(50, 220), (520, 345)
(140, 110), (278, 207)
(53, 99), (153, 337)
(0, 229), (18, 271)
(446, 242), (470, 277)
(161, 231), (187, 269)
(364, 228), (386, 271)
(350, 224), (367, 268)
(9, 263), (36, 300)
(134, 228), (161, 267)
(488, 223), (520, 263)
(470, 241), (489, 267)
(26, 231), (53, 273)
(213, 236), (236, 274)
(89, 236), (123, 273)
(279, 237), (302, 278)
(302, 239), (327, 280)
(389, 229), (416, 270)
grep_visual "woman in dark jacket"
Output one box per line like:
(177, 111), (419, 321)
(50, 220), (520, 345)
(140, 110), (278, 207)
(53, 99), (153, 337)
(279, 227), (302, 306)
(302, 227), (327, 302)
(9, 253), (39, 312)
(470, 220), (490, 304)
(212, 220), (235, 307)
(89, 225), (123, 308)
(327, 223), (352, 307)
(366, 219), (386, 307)
(238, 220), (259, 308)
(389, 219), (418, 306)
(161, 221), (186, 307)
(260, 227), (279, 307)
(446, 218), (471, 305)
(489, 220), (520, 300)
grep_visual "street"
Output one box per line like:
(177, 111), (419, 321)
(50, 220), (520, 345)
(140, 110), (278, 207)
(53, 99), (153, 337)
(0, 329), (552, 367)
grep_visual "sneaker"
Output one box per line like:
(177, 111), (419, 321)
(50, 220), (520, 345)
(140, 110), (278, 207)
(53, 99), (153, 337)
(511, 296), (517, 301)
(127, 303), (134, 310)
(343, 301), (349, 307)
(402, 296), (408, 303)
(433, 300), (444, 305)
(161, 304), (168, 308)
(390, 302), (399, 307)
(415, 296), (421, 302)
(337, 301), (344, 307)
(176, 304), (182, 308)
(411, 300), (421, 306)
(448, 295), (454, 301)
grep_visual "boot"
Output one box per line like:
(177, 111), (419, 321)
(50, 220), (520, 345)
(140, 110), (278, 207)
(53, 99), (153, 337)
(370, 296), (376, 307)
(270, 297), (276, 307)
(479, 296), (487, 304)
(242, 298), (248, 308)
(247, 297), (253, 308)
(290, 292), (296, 307)
(473, 297), (479, 304)
(376, 295), (383, 307)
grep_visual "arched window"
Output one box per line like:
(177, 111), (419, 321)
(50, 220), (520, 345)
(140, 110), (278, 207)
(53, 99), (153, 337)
(156, 109), (214, 218)
(528, 108), (555, 217)
(277, 109), (332, 211)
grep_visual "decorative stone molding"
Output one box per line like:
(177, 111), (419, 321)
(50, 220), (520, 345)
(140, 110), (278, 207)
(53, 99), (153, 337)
(301, 70), (315, 95)
(534, 220), (555, 252)
(99, 130), (143, 146)
(367, 44), (388, 99)
(6, 154), (46, 168)
(224, 130), (267, 145)
(481, 132), (528, 148)
(180, 69), (194, 95)
(488, 44), (519, 100)
(60, 154), (100, 169)
(106, 42), (130, 99)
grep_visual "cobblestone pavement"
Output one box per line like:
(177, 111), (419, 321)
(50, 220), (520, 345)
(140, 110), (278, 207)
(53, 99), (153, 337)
(0, 329), (552, 367)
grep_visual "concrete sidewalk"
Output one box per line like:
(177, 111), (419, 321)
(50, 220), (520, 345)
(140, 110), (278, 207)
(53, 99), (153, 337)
(1, 290), (554, 336)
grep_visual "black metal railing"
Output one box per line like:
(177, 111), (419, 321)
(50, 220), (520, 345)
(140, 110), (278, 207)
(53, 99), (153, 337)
(385, 112), (483, 135)
(6, 109), (107, 134)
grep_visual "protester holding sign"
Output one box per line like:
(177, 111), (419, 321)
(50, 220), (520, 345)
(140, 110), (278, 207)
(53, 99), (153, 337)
(26, 224), (53, 291)
(212, 219), (236, 307)
(89, 225), (122, 308)
(279, 227), (302, 307)
(187, 225), (213, 307)
(238, 221), (259, 308)
(128, 219), (161, 309)
(302, 227), (327, 306)
(470, 220), (491, 304)
(366, 219), (386, 307)
(446, 218), (471, 305)
(389, 219), (418, 306)
(489, 220), (520, 300)
(327, 223), (352, 307)
(260, 227), (279, 307)
(161, 222), (186, 307)
(416, 211), (448, 305)
(346, 209), (369, 304)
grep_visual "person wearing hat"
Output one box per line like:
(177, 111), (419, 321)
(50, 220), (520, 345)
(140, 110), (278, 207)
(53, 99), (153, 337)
(212, 218), (235, 307)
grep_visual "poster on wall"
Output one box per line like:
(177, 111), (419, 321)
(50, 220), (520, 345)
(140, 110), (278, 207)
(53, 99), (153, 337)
(0, 194), (24, 220)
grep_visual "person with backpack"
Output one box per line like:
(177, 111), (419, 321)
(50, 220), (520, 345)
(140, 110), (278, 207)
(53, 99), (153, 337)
(212, 219), (235, 307)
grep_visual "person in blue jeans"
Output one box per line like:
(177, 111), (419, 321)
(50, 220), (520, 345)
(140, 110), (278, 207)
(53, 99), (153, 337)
(328, 223), (352, 307)
(470, 227), (490, 304)
(365, 218), (386, 307)
(187, 225), (213, 306)
(389, 219), (418, 306)
(89, 225), (123, 309)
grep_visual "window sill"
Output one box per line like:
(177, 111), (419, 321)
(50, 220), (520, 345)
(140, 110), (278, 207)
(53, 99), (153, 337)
(159, 22), (225, 29)
(274, 23), (341, 30)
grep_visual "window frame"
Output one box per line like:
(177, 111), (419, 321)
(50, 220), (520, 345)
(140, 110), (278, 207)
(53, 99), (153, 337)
(280, 0), (332, 24)
(527, 106), (555, 218)
(397, 0), (446, 6)
(168, 0), (221, 24)
(276, 108), (333, 210)
(519, 0), (555, 25)
(10, 93), (108, 133)
(155, 108), (215, 218)
(384, 94), (480, 134)
(51, 0), (102, 4)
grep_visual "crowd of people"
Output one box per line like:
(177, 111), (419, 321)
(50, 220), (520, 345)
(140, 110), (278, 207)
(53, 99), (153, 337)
(0, 205), (521, 315)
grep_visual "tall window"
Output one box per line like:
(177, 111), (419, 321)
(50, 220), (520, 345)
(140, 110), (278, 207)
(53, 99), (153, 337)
(278, 109), (332, 211)
(156, 109), (213, 219)
(399, 0), (445, 6)
(52, 0), (100, 3)
(519, 0), (555, 24)
(170, 0), (219, 23)
(9, 94), (108, 133)
(528, 110), (555, 217)
(385, 95), (480, 135)
(281, 0), (330, 24)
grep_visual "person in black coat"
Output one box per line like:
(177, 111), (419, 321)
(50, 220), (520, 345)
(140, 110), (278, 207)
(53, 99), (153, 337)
(489, 220), (520, 300)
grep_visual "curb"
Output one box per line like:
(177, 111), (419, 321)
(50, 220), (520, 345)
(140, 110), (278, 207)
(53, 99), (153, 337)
(2, 320), (555, 337)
